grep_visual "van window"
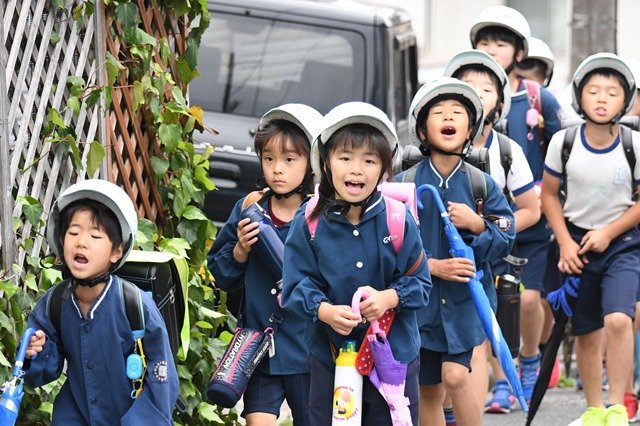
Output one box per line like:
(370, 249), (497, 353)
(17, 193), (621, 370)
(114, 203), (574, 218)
(191, 12), (366, 116)
(393, 37), (418, 122)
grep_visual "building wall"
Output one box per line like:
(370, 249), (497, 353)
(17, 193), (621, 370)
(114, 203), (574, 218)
(360, 0), (640, 88)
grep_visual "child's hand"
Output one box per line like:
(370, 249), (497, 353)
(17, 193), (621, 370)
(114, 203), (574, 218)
(318, 302), (360, 336)
(447, 202), (485, 234)
(26, 330), (46, 358)
(233, 217), (260, 263)
(357, 286), (398, 322)
(428, 258), (475, 282)
(558, 239), (587, 274)
(578, 229), (611, 255)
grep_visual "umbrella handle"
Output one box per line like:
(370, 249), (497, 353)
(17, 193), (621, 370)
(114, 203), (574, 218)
(13, 328), (36, 378)
(351, 287), (381, 334)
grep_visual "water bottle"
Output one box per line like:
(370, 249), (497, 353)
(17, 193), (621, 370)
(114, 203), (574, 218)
(332, 340), (362, 426)
(495, 274), (521, 358)
(238, 203), (284, 277)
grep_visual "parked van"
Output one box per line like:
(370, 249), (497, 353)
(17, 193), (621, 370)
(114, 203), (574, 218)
(192, 0), (419, 223)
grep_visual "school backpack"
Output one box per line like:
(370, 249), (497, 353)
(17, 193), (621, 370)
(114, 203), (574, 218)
(304, 182), (418, 254)
(560, 124), (637, 200)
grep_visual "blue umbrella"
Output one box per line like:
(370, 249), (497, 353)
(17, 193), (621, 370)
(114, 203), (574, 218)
(416, 184), (528, 412)
(0, 328), (37, 426)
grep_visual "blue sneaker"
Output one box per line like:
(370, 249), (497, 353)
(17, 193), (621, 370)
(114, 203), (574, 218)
(519, 353), (541, 402)
(443, 406), (456, 426)
(485, 379), (515, 413)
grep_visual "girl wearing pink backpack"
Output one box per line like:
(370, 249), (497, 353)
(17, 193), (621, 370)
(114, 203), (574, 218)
(282, 102), (431, 426)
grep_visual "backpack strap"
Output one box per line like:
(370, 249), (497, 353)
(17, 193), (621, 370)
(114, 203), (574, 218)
(241, 189), (268, 210)
(46, 277), (145, 339)
(304, 195), (320, 242)
(560, 125), (579, 201)
(620, 125), (638, 200)
(121, 278), (145, 337)
(496, 132), (513, 201)
(620, 125), (636, 174)
(463, 162), (487, 216)
(383, 196), (405, 254)
(46, 279), (74, 337)
(304, 190), (407, 254)
(561, 125), (579, 178)
(523, 79), (542, 114)
(496, 132), (512, 184)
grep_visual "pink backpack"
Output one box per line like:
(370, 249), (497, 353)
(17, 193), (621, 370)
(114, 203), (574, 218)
(304, 182), (418, 253)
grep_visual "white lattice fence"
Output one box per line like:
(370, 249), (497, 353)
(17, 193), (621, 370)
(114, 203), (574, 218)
(1, 0), (103, 273)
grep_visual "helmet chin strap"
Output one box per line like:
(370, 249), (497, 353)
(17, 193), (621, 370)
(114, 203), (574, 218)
(421, 141), (467, 158)
(322, 166), (379, 215)
(484, 106), (501, 127)
(75, 273), (110, 287)
(61, 264), (110, 288)
(256, 175), (311, 199)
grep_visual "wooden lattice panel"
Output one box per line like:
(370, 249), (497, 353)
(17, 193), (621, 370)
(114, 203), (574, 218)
(104, 0), (189, 228)
(3, 0), (100, 268)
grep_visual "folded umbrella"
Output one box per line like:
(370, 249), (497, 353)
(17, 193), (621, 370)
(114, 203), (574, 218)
(0, 328), (36, 426)
(352, 288), (411, 426)
(526, 275), (580, 425)
(416, 184), (528, 412)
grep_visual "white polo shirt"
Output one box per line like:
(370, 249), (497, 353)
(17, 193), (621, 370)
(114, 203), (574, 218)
(544, 124), (640, 230)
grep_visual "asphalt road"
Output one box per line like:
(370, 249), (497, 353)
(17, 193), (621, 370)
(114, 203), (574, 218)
(260, 383), (590, 425)
(483, 385), (588, 426)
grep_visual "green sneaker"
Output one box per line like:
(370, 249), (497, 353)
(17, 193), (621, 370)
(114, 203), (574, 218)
(581, 406), (607, 426)
(606, 404), (630, 426)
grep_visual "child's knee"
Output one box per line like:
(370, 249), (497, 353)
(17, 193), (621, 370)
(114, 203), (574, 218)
(441, 363), (470, 391)
(604, 312), (633, 335)
(520, 289), (541, 312)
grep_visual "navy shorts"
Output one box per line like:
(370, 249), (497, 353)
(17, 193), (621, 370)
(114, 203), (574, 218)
(559, 223), (640, 336)
(242, 370), (311, 424)
(418, 348), (473, 386)
(504, 239), (552, 294)
(307, 353), (420, 426)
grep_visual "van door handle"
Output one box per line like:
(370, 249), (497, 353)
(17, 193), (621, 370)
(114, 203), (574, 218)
(210, 162), (241, 180)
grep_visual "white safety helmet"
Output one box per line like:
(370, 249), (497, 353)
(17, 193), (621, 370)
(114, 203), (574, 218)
(444, 49), (511, 124)
(408, 77), (484, 158)
(47, 179), (138, 271)
(311, 102), (398, 178)
(572, 52), (637, 116)
(524, 37), (554, 86)
(469, 6), (531, 56)
(259, 103), (322, 146)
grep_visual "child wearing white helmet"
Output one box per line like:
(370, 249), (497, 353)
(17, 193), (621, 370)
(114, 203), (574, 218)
(515, 36), (555, 88)
(471, 6), (565, 400)
(208, 103), (322, 425)
(444, 49), (541, 415)
(396, 78), (515, 425)
(24, 179), (178, 424)
(282, 102), (430, 425)
(541, 52), (640, 425)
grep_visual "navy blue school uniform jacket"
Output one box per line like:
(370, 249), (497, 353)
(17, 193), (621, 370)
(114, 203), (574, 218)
(25, 275), (178, 425)
(396, 159), (515, 354)
(208, 195), (309, 375)
(281, 191), (431, 367)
